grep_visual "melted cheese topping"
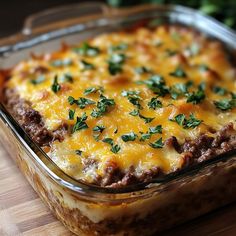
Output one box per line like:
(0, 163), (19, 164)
(6, 26), (236, 185)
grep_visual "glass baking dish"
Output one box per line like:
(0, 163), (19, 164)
(0, 2), (236, 235)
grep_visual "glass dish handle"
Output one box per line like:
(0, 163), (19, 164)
(22, 2), (110, 35)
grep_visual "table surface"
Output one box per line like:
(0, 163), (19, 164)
(0, 142), (236, 236)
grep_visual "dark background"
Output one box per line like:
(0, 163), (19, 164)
(1, 0), (235, 38)
(0, 0), (105, 37)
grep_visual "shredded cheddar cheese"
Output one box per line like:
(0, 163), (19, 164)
(6, 26), (236, 186)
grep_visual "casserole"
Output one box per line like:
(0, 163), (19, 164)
(0, 2), (236, 235)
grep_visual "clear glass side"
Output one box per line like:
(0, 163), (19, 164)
(0, 4), (236, 198)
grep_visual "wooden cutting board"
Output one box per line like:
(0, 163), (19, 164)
(0, 142), (236, 236)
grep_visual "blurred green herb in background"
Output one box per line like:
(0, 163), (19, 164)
(107, 0), (236, 29)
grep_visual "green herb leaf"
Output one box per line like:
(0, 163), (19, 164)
(102, 138), (114, 145)
(75, 150), (82, 155)
(77, 97), (96, 109)
(51, 76), (61, 93)
(129, 109), (139, 116)
(170, 82), (191, 100)
(139, 113), (155, 124)
(149, 125), (162, 134)
(84, 86), (104, 95)
(139, 132), (152, 141)
(111, 144), (121, 154)
(185, 113), (203, 129)
(69, 109), (75, 120)
(93, 133), (100, 141)
(68, 96), (76, 105)
(149, 138), (164, 149)
(81, 60), (95, 70)
(121, 132), (137, 142)
(91, 94), (115, 118)
(61, 73), (73, 83)
(134, 66), (152, 74)
(51, 58), (72, 67)
(170, 113), (202, 129)
(31, 75), (45, 85)
(148, 97), (162, 109)
(121, 90), (142, 109)
(212, 86), (227, 96)
(93, 125), (105, 133)
(186, 88), (205, 104)
(214, 99), (236, 111)
(199, 64), (210, 72)
(185, 43), (200, 57)
(137, 75), (169, 97)
(102, 138), (120, 154)
(169, 67), (187, 78)
(72, 113), (88, 133)
(109, 43), (128, 52)
(108, 53), (126, 75)
(73, 42), (100, 56)
(174, 114), (186, 126)
(165, 49), (178, 57)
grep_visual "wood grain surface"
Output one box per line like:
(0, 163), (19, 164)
(0, 142), (235, 236)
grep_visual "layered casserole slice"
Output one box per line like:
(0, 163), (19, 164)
(3, 25), (236, 187)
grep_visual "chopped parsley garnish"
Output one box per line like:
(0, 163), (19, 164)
(199, 64), (210, 72)
(149, 138), (164, 149)
(140, 125), (162, 141)
(93, 125), (105, 133)
(128, 109), (154, 123)
(75, 150), (82, 155)
(73, 42), (100, 56)
(137, 75), (169, 97)
(68, 96), (95, 109)
(170, 82), (191, 100)
(170, 113), (202, 129)
(68, 96), (76, 105)
(69, 109), (75, 120)
(121, 132), (137, 142)
(51, 76), (61, 93)
(92, 125), (105, 141)
(186, 87), (205, 104)
(107, 53), (126, 75)
(77, 97), (96, 109)
(31, 75), (45, 85)
(212, 86), (227, 96)
(231, 93), (236, 99)
(109, 43), (128, 52)
(93, 133), (100, 141)
(102, 138), (121, 154)
(149, 125), (162, 134)
(61, 73), (73, 83)
(91, 94), (115, 118)
(129, 109), (139, 116)
(139, 113), (155, 124)
(214, 99), (236, 111)
(121, 90), (142, 109)
(169, 67), (187, 78)
(165, 49), (178, 57)
(80, 60), (95, 70)
(185, 43), (200, 57)
(51, 58), (72, 67)
(84, 86), (104, 95)
(134, 66), (152, 74)
(72, 113), (88, 133)
(140, 132), (152, 141)
(148, 97), (162, 110)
